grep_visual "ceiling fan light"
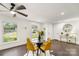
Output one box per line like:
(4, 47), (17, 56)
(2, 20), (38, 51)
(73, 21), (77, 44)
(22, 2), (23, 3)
(10, 11), (16, 14)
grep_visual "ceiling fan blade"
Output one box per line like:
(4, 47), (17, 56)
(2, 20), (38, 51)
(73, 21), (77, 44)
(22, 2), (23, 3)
(16, 5), (26, 10)
(0, 3), (28, 17)
(0, 3), (9, 10)
(10, 3), (15, 11)
(16, 11), (28, 17)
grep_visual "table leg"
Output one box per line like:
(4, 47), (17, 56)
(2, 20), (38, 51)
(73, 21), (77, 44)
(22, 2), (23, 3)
(37, 49), (39, 56)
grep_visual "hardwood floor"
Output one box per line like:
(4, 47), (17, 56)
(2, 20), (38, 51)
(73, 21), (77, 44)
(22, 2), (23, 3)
(0, 45), (26, 56)
(0, 40), (79, 56)
(52, 40), (79, 56)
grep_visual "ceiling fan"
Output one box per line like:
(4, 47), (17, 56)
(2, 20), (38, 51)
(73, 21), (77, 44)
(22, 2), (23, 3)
(0, 3), (28, 17)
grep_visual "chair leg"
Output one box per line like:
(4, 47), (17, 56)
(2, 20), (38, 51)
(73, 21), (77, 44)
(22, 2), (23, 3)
(44, 52), (46, 56)
(49, 50), (51, 56)
(27, 51), (29, 56)
(33, 51), (34, 56)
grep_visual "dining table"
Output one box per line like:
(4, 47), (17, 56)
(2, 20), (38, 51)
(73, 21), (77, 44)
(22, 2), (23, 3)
(36, 42), (43, 56)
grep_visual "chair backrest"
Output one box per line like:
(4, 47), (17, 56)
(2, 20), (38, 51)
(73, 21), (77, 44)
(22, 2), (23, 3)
(44, 38), (52, 50)
(26, 38), (35, 51)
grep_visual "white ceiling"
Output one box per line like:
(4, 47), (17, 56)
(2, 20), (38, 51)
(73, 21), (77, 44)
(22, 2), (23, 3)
(0, 3), (79, 23)
(27, 3), (79, 23)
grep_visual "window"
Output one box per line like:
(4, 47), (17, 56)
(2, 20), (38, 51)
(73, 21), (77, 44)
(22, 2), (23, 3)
(3, 22), (17, 42)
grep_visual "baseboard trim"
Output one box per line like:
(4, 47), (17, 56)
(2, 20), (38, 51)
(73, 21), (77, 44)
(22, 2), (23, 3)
(52, 39), (79, 46)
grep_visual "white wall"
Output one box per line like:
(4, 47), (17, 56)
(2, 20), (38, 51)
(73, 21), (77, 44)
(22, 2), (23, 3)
(0, 13), (44, 50)
(42, 24), (53, 41)
(0, 13), (53, 50)
(0, 16), (27, 50)
(53, 17), (79, 44)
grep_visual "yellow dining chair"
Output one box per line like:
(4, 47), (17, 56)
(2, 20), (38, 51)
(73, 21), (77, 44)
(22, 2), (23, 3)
(26, 38), (38, 56)
(40, 38), (52, 55)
